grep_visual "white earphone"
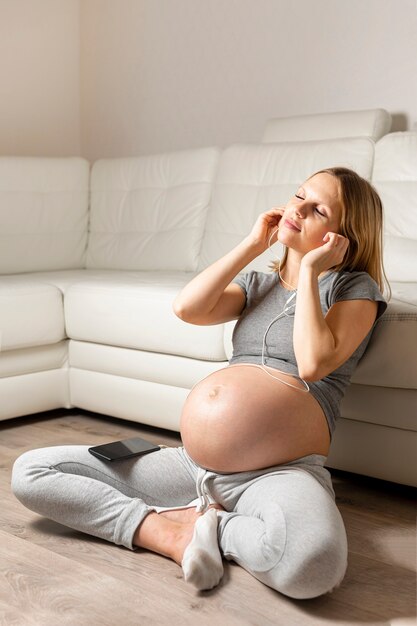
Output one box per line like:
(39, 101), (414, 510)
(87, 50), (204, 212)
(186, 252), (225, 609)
(255, 223), (310, 392)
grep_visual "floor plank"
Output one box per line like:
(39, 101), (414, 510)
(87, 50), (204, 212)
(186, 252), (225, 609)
(1, 410), (416, 626)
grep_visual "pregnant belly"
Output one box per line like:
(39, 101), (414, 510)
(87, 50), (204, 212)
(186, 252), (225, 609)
(180, 364), (331, 473)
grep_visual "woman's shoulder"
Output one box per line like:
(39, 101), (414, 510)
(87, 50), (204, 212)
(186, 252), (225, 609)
(326, 269), (382, 293)
(324, 270), (387, 318)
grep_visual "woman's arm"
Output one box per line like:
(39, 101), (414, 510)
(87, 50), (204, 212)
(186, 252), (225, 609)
(173, 208), (284, 325)
(293, 232), (377, 381)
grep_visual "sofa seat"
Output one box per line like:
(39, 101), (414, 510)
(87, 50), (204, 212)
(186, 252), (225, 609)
(0, 281), (65, 351)
(0, 279), (69, 420)
(63, 272), (228, 361)
(0, 342), (67, 378)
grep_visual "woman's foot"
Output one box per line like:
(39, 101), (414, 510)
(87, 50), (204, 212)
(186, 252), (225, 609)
(181, 509), (224, 590)
(134, 506), (224, 591)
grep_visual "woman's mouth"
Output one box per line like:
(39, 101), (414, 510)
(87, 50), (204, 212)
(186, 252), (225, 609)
(283, 219), (301, 232)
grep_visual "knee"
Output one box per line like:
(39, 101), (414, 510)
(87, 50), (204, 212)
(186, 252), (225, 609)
(11, 449), (45, 505)
(274, 532), (348, 600)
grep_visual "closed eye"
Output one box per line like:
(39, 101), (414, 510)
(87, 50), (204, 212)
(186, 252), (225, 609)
(295, 194), (326, 217)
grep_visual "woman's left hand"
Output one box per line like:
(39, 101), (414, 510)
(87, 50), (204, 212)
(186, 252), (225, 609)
(301, 232), (350, 275)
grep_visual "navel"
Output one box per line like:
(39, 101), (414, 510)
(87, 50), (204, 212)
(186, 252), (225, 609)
(208, 385), (222, 399)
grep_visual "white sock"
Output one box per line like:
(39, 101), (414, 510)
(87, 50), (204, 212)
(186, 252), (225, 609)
(181, 508), (224, 591)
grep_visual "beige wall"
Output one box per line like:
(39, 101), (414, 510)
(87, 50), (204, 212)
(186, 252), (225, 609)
(0, 0), (81, 157)
(1, 1), (416, 159)
(80, 0), (417, 161)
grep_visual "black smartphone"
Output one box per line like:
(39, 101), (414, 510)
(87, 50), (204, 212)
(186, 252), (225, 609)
(88, 436), (161, 462)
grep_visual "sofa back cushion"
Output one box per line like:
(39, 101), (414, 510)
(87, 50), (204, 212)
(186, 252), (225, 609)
(262, 109), (392, 143)
(372, 132), (417, 283)
(0, 157), (89, 274)
(198, 138), (375, 272)
(86, 147), (219, 271)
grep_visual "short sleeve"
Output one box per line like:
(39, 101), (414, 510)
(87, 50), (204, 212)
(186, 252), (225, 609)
(330, 271), (388, 321)
(232, 271), (253, 296)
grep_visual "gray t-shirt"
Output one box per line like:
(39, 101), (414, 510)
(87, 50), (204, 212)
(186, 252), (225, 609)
(231, 270), (387, 437)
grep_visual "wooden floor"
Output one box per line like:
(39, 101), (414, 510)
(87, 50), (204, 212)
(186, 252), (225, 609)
(0, 410), (415, 626)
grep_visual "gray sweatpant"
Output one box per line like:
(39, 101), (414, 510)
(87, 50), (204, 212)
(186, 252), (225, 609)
(11, 445), (348, 599)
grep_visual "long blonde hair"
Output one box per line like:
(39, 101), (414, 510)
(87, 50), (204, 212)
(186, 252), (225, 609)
(273, 167), (390, 298)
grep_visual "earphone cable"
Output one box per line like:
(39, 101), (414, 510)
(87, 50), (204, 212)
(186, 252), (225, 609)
(267, 225), (297, 291)
(260, 223), (309, 392)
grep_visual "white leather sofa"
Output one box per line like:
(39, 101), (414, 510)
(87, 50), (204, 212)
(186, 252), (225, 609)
(1, 109), (416, 487)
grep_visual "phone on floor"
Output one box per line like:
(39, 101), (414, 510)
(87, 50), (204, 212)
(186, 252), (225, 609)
(88, 436), (161, 462)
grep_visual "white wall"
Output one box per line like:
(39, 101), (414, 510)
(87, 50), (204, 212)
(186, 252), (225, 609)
(0, 0), (81, 157)
(1, 1), (416, 159)
(80, 0), (417, 161)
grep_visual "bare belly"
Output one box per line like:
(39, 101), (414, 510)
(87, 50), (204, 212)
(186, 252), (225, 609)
(180, 364), (331, 473)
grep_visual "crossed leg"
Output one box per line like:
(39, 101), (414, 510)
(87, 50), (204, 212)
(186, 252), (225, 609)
(11, 444), (198, 549)
(11, 444), (224, 590)
(216, 469), (348, 599)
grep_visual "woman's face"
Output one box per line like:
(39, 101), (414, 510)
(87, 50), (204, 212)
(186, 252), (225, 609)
(278, 173), (342, 254)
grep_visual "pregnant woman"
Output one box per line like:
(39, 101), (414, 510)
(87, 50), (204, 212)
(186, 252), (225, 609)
(12, 167), (388, 599)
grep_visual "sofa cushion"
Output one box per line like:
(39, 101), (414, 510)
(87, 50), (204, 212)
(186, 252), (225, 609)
(64, 273), (228, 361)
(0, 282), (65, 351)
(0, 342), (67, 378)
(372, 131), (417, 283)
(351, 289), (417, 389)
(0, 157), (89, 274)
(198, 139), (375, 272)
(86, 147), (220, 272)
(262, 109), (391, 143)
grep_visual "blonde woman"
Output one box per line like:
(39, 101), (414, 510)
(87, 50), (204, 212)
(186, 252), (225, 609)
(12, 167), (388, 599)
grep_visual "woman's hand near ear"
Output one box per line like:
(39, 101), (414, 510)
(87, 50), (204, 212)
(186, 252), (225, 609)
(173, 206), (286, 326)
(301, 232), (350, 275)
(248, 207), (285, 252)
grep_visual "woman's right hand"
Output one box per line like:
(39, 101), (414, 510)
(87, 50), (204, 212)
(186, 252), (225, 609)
(247, 207), (286, 251)
(174, 207), (286, 325)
